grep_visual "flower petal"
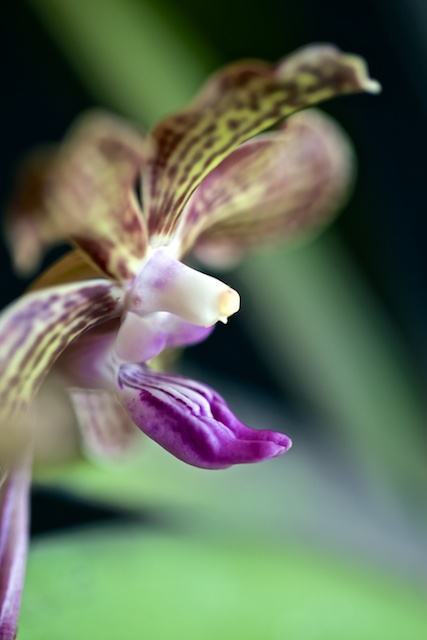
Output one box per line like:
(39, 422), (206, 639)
(68, 388), (139, 461)
(144, 44), (379, 243)
(116, 364), (291, 469)
(0, 456), (30, 640)
(53, 323), (143, 458)
(0, 281), (123, 424)
(6, 112), (149, 280)
(30, 250), (105, 291)
(57, 306), (212, 379)
(115, 311), (214, 363)
(126, 247), (240, 327)
(3, 146), (56, 277)
(177, 109), (353, 261)
(55, 321), (118, 389)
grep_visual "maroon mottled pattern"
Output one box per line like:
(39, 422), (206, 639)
(145, 45), (371, 243)
(117, 364), (291, 469)
(6, 111), (149, 281)
(181, 110), (352, 256)
(0, 281), (123, 421)
(49, 113), (149, 280)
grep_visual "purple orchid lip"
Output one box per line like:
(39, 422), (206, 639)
(116, 363), (292, 470)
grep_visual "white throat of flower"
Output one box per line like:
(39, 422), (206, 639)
(114, 247), (240, 364)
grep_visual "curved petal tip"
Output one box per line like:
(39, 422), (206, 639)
(116, 364), (291, 469)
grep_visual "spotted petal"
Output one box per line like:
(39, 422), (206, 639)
(6, 112), (149, 280)
(0, 281), (123, 424)
(0, 457), (30, 640)
(177, 109), (353, 261)
(144, 44), (379, 243)
(116, 364), (291, 469)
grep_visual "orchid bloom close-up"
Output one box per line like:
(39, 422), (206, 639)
(0, 44), (379, 638)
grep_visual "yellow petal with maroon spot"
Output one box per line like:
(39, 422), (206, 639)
(144, 44), (379, 243)
(0, 280), (123, 425)
(6, 112), (150, 281)
(179, 109), (353, 261)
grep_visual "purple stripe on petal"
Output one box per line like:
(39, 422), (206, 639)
(116, 364), (291, 469)
(0, 456), (30, 640)
(0, 280), (123, 424)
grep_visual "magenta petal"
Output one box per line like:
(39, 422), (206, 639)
(116, 364), (291, 469)
(0, 456), (30, 640)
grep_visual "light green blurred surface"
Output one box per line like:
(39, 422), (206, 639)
(33, 413), (427, 576)
(28, 433), (427, 639)
(20, 529), (427, 640)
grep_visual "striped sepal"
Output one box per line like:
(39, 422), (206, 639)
(145, 44), (379, 242)
(6, 112), (149, 281)
(179, 110), (353, 260)
(0, 281), (123, 424)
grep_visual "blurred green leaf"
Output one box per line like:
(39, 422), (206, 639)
(28, 0), (214, 126)
(239, 237), (427, 498)
(20, 529), (427, 640)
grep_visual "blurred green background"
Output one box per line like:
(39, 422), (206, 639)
(1, 0), (427, 638)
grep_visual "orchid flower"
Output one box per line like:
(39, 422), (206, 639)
(0, 44), (379, 638)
